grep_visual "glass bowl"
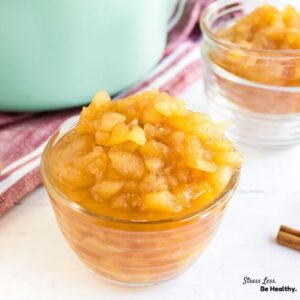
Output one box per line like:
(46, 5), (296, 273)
(200, 0), (300, 149)
(41, 117), (240, 286)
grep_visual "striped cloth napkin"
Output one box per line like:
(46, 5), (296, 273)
(0, 0), (208, 216)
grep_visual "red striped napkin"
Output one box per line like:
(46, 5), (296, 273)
(0, 0), (208, 216)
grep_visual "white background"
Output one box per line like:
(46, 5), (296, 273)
(1, 81), (300, 300)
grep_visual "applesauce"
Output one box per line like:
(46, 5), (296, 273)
(201, 0), (300, 148)
(41, 90), (242, 284)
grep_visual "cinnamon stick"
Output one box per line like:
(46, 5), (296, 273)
(276, 225), (300, 252)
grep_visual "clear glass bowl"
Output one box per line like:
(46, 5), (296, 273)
(41, 117), (240, 286)
(200, 0), (300, 149)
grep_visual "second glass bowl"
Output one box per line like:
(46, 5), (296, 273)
(201, 0), (300, 149)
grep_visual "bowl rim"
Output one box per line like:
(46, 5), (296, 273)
(41, 116), (241, 225)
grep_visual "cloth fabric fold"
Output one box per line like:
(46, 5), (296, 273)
(0, 0), (208, 216)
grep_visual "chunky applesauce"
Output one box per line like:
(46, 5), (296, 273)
(49, 90), (242, 221)
(219, 4), (300, 51)
(205, 4), (300, 114)
(43, 90), (241, 284)
(215, 4), (300, 87)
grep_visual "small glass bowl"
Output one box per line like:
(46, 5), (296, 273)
(41, 117), (240, 286)
(201, 0), (300, 149)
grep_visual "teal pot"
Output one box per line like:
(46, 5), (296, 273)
(0, 0), (168, 111)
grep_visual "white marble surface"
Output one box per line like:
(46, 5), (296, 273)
(1, 81), (300, 300)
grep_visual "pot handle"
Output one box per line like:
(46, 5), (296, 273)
(167, 0), (188, 31)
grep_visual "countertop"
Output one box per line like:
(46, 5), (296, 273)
(1, 82), (299, 300)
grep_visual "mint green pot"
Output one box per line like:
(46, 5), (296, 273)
(0, 0), (168, 111)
